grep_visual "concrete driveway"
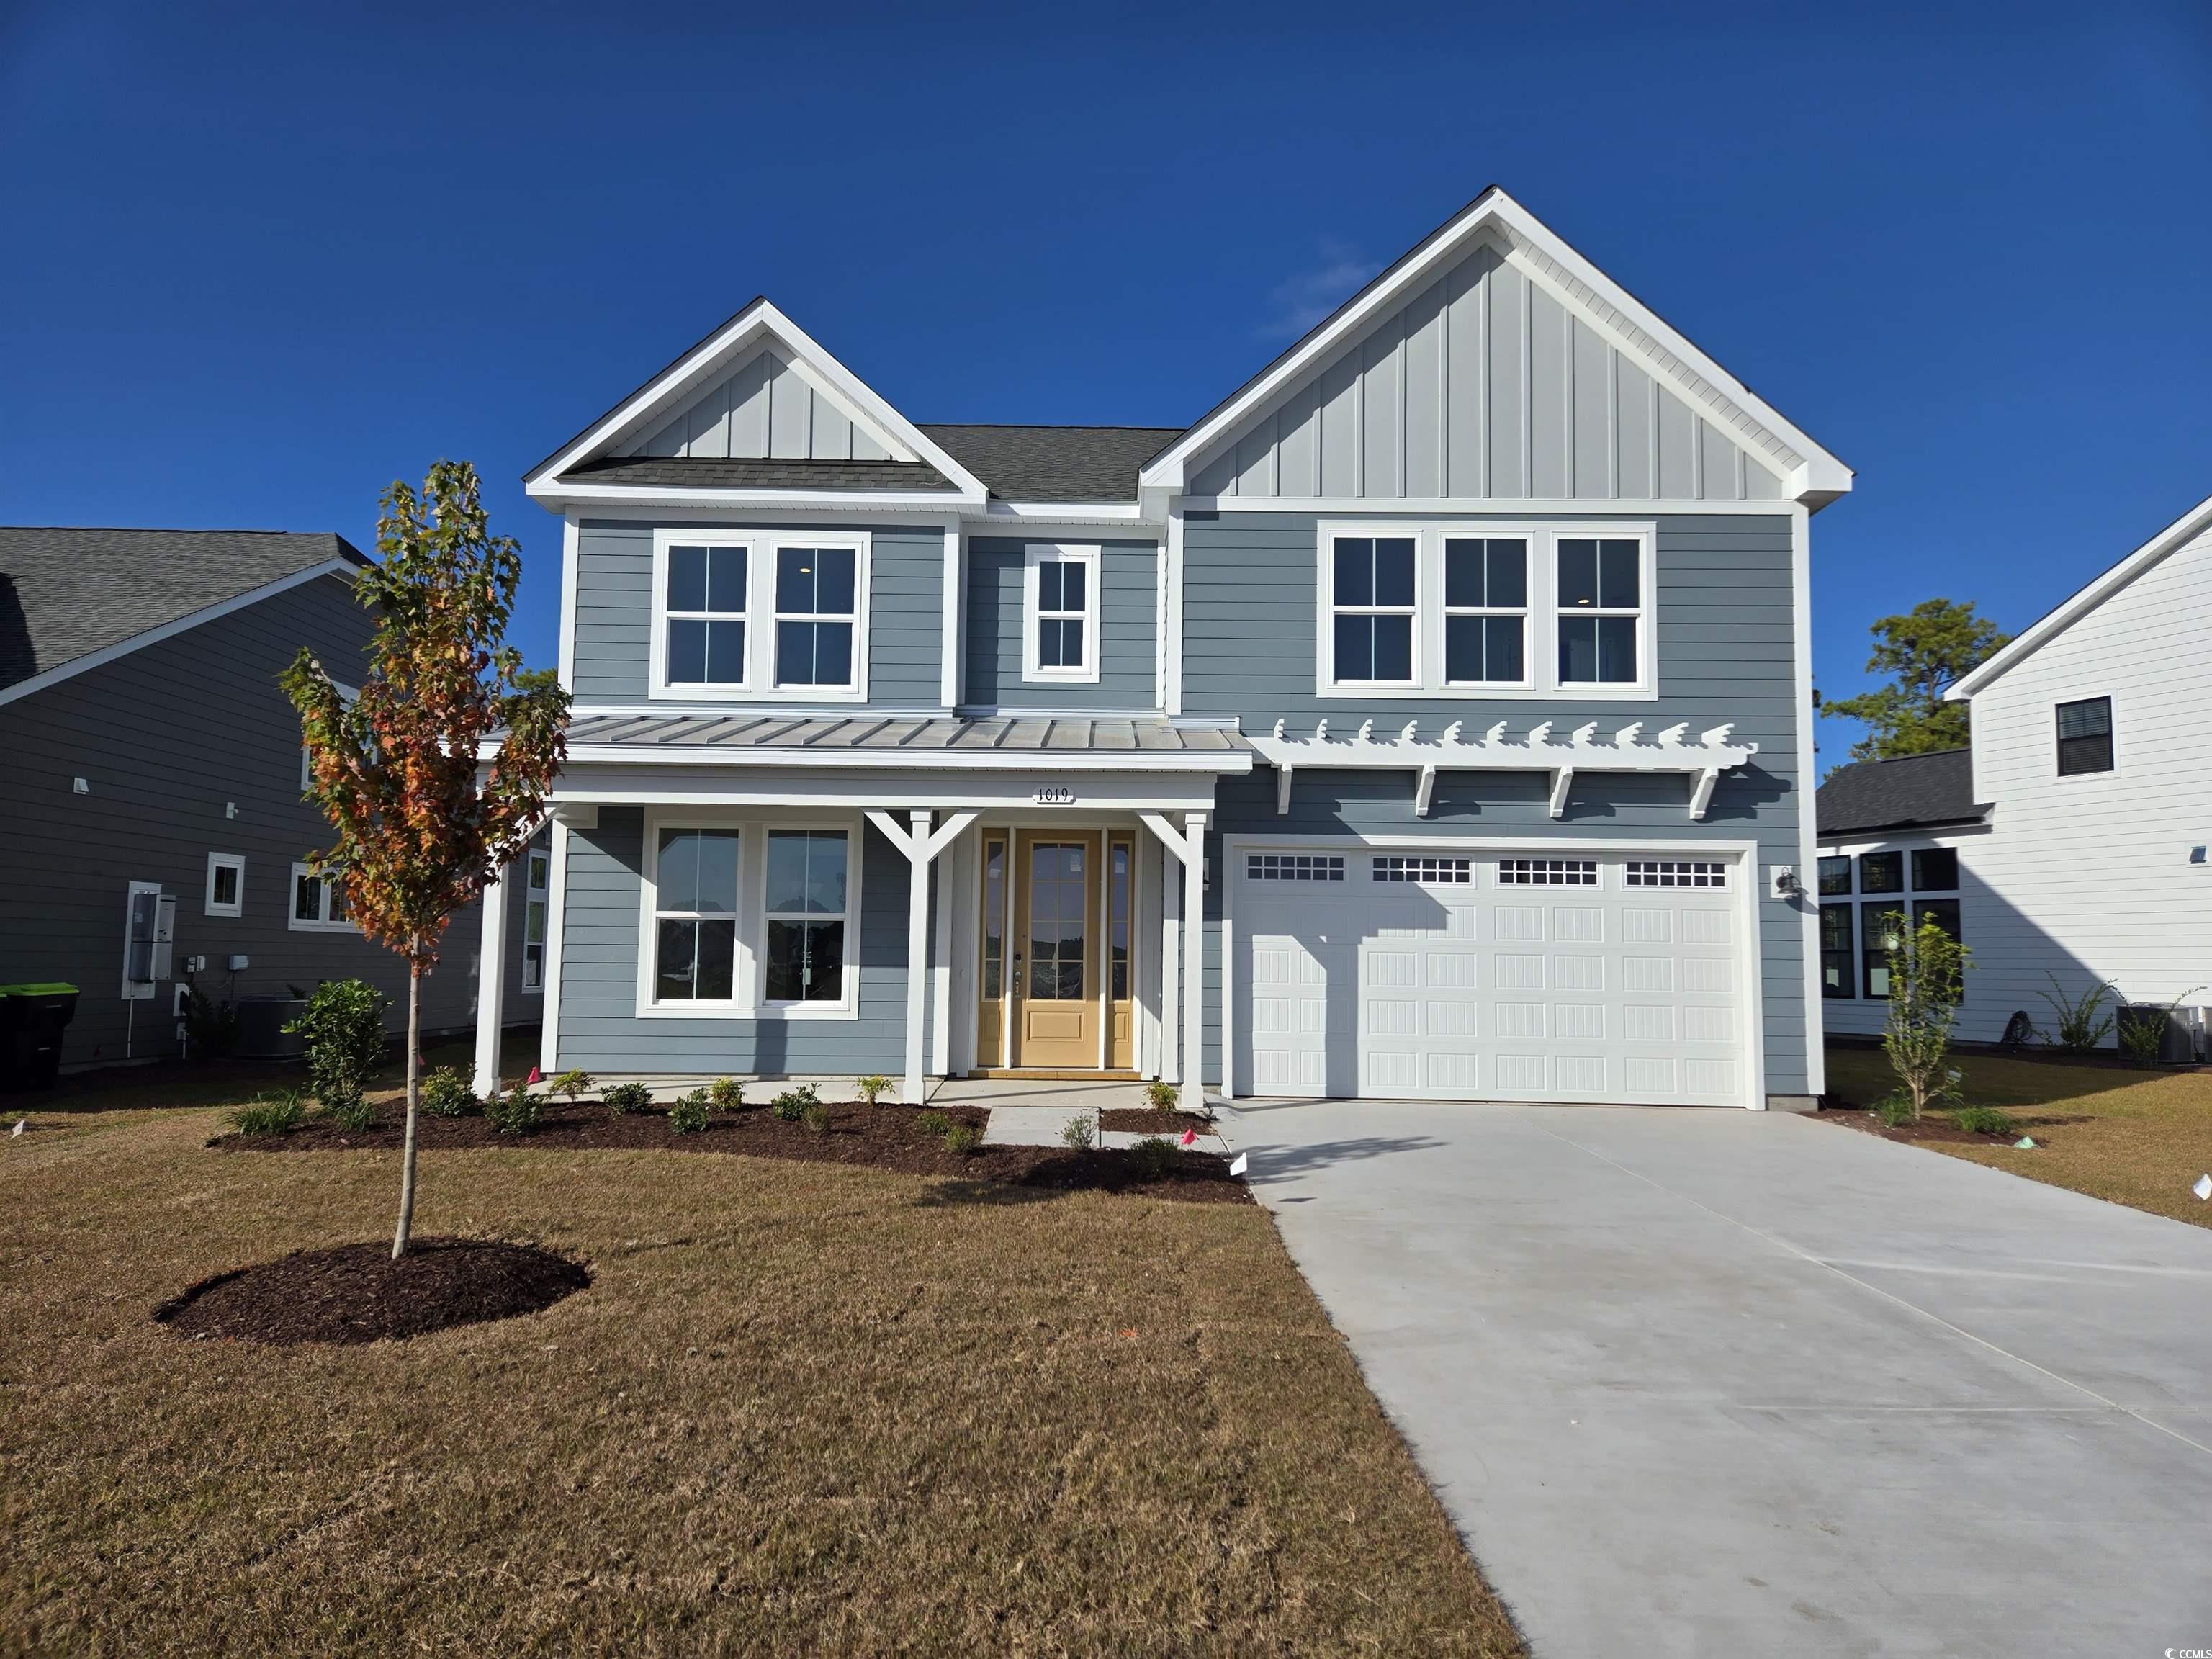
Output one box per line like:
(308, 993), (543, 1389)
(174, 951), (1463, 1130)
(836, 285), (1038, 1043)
(1222, 1100), (2212, 1658)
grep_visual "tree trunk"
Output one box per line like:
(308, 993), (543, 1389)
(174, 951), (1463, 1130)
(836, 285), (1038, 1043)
(392, 964), (423, 1259)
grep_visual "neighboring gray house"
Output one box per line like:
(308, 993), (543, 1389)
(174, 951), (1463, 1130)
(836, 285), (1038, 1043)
(0, 527), (542, 1073)
(489, 186), (1852, 1110)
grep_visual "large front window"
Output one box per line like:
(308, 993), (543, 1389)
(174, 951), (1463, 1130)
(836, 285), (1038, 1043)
(1329, 536), (1416, 684)
(775, 547), (858, 689)
(665, 544), (747, 686)
(1555, 537), (1641, 685)
(650, 531), (868, 700)
(654, 828), (740, 1002)
(765, 830), (848, 1003)
(1443, 537), (1528, 685)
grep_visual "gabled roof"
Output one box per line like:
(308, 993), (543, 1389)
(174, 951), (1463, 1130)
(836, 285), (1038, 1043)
(1138, 186), (1853, 508)
(1815, 747), (1985, 838)
(920, 426), (1185, 505)
(567, 457), (959, 493)
(525, 297), (989, 506)
(1945, 491), (2212, 701)
(0, 527), (365, 706)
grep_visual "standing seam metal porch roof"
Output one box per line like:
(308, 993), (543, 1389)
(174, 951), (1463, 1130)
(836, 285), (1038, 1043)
(562, 711), (1252, 758)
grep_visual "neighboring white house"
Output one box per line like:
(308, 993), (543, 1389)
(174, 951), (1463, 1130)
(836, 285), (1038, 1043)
(1816, 492), (2212, 1050)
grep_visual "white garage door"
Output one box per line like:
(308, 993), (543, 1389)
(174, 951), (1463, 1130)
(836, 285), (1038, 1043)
(1235, 848), (1750, 1106)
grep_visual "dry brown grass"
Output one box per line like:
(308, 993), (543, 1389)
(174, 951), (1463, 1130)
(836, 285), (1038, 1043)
(1, 1102), (1523, 1657)
(1825, 1043), (2212, 1228)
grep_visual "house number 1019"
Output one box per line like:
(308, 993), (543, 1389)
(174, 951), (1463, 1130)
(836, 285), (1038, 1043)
(1032, 785), (1076, 805)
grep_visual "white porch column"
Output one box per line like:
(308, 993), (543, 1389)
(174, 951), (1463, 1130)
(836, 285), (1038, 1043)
(867, 808), (981, 1106)
(1161, 848), (1180, 1084)
(1181, 810), (1206, 1112)
(472, 864), (508, 1099)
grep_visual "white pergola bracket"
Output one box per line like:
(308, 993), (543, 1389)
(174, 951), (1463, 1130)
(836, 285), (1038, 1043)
(1414, 764), (1437, 818)
(866, 807), (979, 1104)
(1689, 767), (1722, 822)
(1547, 765), (1574, 820)
(1275, 764), (1293, 816)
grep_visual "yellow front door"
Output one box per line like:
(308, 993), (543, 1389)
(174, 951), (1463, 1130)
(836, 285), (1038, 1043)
(1012, 832), (1097, 1067)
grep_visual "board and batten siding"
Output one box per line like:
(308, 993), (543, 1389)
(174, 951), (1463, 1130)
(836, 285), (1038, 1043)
(550, 809), (923, 1076)
(0, 573), (526, 1071)
(1189, 240), (1787, 505)
(621, 347), (896, 462)
(1179, 509), (1811, 1096)
(963, 537), (1159, 711)
(571, 519), (944, 707)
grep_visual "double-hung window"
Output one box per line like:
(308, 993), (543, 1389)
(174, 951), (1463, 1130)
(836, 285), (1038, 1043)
(1025, 544), (1099, 683)
(2055, 696), (2113, 776)
(1556, 537), (1642, 685)
(1819, 904), (1855, 999)
(1329, 536), (1417, 685)
(775, 547), (858, 691)
(653, 828), (740, 1003)
(664, 544), (748, 688)
(289, 862), (351, 932)
(1442, 538), (1529, 685)
(521, 844), (550, 992)
(651, 531), (868, 700)
(765, 830), (849, 1005)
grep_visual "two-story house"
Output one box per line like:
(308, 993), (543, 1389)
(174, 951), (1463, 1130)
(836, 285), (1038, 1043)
(1817, 491), (2212, 1051)
(481, 188), (1852, 1110)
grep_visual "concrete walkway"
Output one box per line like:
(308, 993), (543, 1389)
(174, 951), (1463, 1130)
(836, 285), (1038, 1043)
(1223, 1099), (2212, 1658)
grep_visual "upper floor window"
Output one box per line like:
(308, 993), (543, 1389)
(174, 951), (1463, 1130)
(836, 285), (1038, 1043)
(289, 862), (352, 932)
(1328, 536), (1417, 685)
(1024, 544), (1100, 684)
(650, 530), (869, 701)
(1555, 537), (1642, 685)
(1316, 523), (1653, 698)
(2056, 696), (2113, 776)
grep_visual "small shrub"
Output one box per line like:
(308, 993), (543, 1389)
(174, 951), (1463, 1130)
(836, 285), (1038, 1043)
(801, 1102), (832, 1135)
(485, 1085), (541, 1136)
(602, 1081), (652, 1116)
(1881, 916), (1968, 1120)
(709, 1076), (745, 1112)
(943, 1122), (983, 1156)
(1874, 1092), (1915, 1128)
(2116, 991), (2202, 1067)
(184, 984), (243, 1058)
(1143, 1079), (1178, 1112)
(420, 1066), (477, 1118)
(669, 1089), (711, 1134)
(284, 978), (389, 1118)
(2037, 974), (2118, 1054)
(772, 1084), (819, 1123)
(323, 1092), (377, 1133)
(549, 1068), (595, 1102)
(915, 1110), (952, 1137)
(1954, 1105), (2018, 1137)
(1060, 1114), (1097, 1151)
(228, 1090), (305, 1136)
(856, 1074), (893, 1106)
(1130, 1135), (1179, 1179)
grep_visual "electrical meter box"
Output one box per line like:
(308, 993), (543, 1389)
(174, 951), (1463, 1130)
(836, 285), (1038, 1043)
(126, 891), (176, 984)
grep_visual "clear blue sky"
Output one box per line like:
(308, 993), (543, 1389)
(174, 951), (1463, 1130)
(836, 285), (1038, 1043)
(4, 1), (2206, 768)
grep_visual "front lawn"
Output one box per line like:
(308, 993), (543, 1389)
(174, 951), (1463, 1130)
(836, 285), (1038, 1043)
(1, 1101), (1522, 1655)
(1824, 1042), (2212, 1229)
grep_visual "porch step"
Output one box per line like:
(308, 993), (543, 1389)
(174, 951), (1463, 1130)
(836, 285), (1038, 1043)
(968, 1068), (1146, 1082)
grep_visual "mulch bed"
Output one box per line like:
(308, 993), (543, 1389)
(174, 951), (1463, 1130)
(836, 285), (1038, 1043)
(1815, 1104), (2090, 1146)
(1100, 1107), (1220, 1136)
(217, 1100), (1251, 1205)
(153, 1237), (590, 1346)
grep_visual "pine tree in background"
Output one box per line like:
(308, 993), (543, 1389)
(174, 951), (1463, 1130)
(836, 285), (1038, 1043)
(1825, 598), (2010, 761)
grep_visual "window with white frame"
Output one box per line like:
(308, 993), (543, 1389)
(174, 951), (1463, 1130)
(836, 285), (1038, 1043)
(1442, 538), (1529, 685)
(1556, 537), (1642, 685)
(652, 828), (741, 1002)
(664, 543), (749, 687)
(205, 852), (245, 917)
(521, 844), (550, 992)
(300, 683), (360, 791)
(765, 830), (849, 1004)
(774, 547), (858, 691)
(289, 862), (351, 932)
(1328, 535), (1418, 685)
(1025, 544), (1099, 683)
(649, 533), (868, 700)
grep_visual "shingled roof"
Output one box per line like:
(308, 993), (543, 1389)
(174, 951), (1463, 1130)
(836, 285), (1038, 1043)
(0, 527), (365, 696)
(1816, 747), (1987, 837)
(918, 425), (1185, 503)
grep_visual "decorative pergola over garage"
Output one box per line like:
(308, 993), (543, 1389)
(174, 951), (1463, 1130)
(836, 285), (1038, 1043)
(1245, 718), (1758, 821)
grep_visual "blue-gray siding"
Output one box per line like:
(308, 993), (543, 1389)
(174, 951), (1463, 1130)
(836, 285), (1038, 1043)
(0, 573), (530, 1071)
(572, 519), (944, 707)
(1180, 510), (1809, 1095)
(624, 348), (894, 462)
(551, 809), (928, 1076)
(963, 538), (1158, 711)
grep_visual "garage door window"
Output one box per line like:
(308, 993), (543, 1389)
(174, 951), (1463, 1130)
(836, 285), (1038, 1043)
(1498, 858), (1598, 886)
(1246, 853), (1344, 881)
(1373, 855), (1473, 884)
(1624, 860), (1727, 888)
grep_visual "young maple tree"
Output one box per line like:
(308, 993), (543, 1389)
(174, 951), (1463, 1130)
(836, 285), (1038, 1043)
(284, 461), (569, 1258)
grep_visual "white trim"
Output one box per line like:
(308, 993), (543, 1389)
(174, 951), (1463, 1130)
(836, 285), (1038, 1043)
(534, 485), (972, 513)
(1021, 544), (1102, 685)
(646, 528), (871, 703)
(1164, 503), (1185, 716)
(1224, 830), (1764, 1110)
(539, 820), (570, 1076)
(1314, 521), (1656, 701)
(635, 818), (752, 1015)
(1186, 495), (1803, 517)
(557, 513), (580, 688)
(560, 770), (1226, 814)
(203, 851), (246, 919)
(0, 558), (356, 711)
(472, 861), (510, 1097)
(1791, 503), (1819, 1100)
(1139, 191), (1851, 506)
(1946, 493), (2212, 701)
(940, 526), (963, 711)
(525, 298), (989, 503)
(970, 501), (1151, 523)
(287, 862), (354, 932)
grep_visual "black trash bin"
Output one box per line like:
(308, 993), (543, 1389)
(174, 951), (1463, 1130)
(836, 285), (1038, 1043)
(0, 982), (80, 1091)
